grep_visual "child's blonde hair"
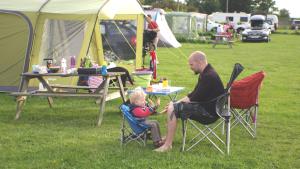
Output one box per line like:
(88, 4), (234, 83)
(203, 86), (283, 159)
(129, 88), (146, 104)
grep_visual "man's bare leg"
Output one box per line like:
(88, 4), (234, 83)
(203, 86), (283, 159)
(154, 102), (177, 152)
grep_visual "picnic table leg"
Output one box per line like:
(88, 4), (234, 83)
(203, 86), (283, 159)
(213, 36), (221, 48)
(116, 75), (126, 102)
(97, 77), (110, 127)
(15, 76), (31, 120)
(47, 97), (53, 108)
(229, 41), (233, 48)
(37, 76), (54, 92)
(15, 96), (26, 120)
(37, 76), (55, 108)
(212, 40), (217, 48)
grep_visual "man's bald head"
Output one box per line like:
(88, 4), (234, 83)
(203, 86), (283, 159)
(188, 51), (208, 74)
(189, 51), (207, 64)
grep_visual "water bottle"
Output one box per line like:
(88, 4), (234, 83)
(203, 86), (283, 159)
(101, 61), (107, 75)
(70, 56), (76, 68)
(61, 58), (67, 73)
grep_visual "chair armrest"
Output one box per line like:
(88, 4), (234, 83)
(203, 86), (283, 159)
(188, 92), (229, 105)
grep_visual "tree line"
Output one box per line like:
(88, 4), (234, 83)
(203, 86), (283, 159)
(141, 0), (290, 17)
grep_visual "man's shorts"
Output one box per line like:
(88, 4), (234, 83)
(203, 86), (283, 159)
(173, 102), (219, 125)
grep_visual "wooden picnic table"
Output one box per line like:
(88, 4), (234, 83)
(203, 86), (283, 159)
(11, 72), (126, 126)
(212, 34), (234, 48)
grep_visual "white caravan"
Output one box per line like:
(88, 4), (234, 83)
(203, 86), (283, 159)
(209, 12), (251, 32)
(266, 14), (279, 30)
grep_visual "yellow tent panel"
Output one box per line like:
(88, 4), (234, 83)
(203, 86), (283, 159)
(0, 0), (145, 91)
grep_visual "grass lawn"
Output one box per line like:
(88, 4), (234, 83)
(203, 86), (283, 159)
(1, 33), (300, 169)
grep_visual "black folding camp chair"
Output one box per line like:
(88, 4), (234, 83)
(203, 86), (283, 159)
(181, 63), (244, 154)
(120, 104), (150, 146)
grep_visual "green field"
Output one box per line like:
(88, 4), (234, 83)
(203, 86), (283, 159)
(1, 34), (300, 169)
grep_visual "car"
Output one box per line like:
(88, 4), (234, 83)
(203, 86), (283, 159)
(241, 15), (271, 42)
(290, 19), (300, 30)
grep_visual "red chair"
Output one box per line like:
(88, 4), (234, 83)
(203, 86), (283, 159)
(230, 71), (266, 138)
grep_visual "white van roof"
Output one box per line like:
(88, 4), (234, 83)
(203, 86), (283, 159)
(267, 14), (278, 22)
(251, 15), (265, 21)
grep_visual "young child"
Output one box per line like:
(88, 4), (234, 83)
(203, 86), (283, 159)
(129, 89), (163, 147)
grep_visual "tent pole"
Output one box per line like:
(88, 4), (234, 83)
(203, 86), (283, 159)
(29, 0), (51, 59)
(85, 0), (110, 57)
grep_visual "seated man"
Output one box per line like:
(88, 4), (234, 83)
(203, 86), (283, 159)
(154, 51), (224, 152)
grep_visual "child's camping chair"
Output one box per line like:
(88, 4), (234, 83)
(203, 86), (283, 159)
(230, 71), (266, 138)
(120, 104), (150, 146)
(181, 63), (244, 154)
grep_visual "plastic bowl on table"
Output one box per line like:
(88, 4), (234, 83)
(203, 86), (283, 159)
(48, 66), (60, 73)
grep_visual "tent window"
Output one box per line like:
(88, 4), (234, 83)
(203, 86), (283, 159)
(226, 16), (234, 22)
(240, 17), (248, 22)
(100, 20), (137, 61)
(172, 16), (188, 34)
(39, 19), (86, 67)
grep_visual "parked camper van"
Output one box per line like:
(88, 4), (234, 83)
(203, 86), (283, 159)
(265, 19), (275, 32)
(209, 12), (251, 33)
(266, 14), (279, 30)
(241, 15), (271, 42)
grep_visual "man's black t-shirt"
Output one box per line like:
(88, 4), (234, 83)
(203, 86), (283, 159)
(187, 64), (224, 118)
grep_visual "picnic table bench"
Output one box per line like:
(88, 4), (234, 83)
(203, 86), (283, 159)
(212, 34), (234, 48)
(11, 72), (126, 126)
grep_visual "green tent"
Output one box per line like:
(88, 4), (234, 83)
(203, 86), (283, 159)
(165, 12), (199, 40)
(0, 0), (145, 92)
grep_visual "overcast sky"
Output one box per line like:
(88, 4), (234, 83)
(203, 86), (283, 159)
(177, 0), (300, 17)
(275, 0), (300, 17)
